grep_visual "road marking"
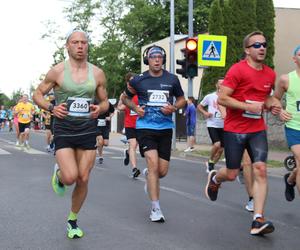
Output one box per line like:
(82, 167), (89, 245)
(0, 148), (10, 155)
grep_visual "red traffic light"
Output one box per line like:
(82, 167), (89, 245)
(186, 38), (197, 51)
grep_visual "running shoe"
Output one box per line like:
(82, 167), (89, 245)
(25, 143), (30, 150)
(132, 168), (140, 178)
(150, 208), (165, 222)
(98, 157), (103, 164)
(120, 136), (128, 144)
(143, 168), (148, 195)
(284, 173), (295, 202)
(250, 217), (274, 235)
(123, 149), (129, 166)
(237, 169), (244, 184)
(205, 170), (220, 201)
(184, 147), (191, 152)
(67, 220), (84, 239)
(245, 199), (254, 212)
(51, 163), (66, 196)
(205, 161), (215, 173)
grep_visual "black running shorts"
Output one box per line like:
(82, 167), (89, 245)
(136, 129), (172, 161)
(18, 122), (31, 133)
(207, 127), (224, 147)
(223, 130), (268, 169)
(54, 133), (97, 151)
(125, 127), (137, 140)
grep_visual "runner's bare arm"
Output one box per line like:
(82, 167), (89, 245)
(33, 67), (59, 111)
(33, 64), (68, 119)
(121, 85), (145, 117)
(218, 85), (262, 113)
(90, 67), (109, 118)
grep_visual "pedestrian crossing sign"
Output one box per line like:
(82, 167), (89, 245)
(198, 34), (227, 67)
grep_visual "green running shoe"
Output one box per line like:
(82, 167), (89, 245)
(51, 163), (66, 196)
(67, 220), (84, 239)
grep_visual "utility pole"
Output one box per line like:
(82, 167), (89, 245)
(188, 0), (193, 97)
(170, 0), (177, 150)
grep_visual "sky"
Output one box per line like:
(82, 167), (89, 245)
(0, 0), (299, 98)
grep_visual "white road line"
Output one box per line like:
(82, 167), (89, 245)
(0, 148), (10, 155)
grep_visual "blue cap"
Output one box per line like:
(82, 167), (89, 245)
(293, 45), (300, 56)
(148, 46), (163, 57)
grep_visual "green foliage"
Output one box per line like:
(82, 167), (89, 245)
(200, 0), (277, 98)
(256, 0), (275, 68)
(200, 0), (226, 97)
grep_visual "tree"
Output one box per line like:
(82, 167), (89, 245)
(256, 0), (275, 68)
(199, 0), (225, 97)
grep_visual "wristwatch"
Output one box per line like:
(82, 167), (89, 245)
(48, 103), (54, 113)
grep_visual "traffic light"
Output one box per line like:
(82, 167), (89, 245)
(176, 48), (187, 78)
(186, 38), (198, 78)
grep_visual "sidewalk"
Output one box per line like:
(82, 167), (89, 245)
(109, 132), (289, 177)
(109, 132), (289, 161)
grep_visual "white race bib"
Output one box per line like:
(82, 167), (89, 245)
(67, 97), (91, 117)
(242, 100), (263, 119)
(146, 90), (169, 107)
(97, 119), (106, 127)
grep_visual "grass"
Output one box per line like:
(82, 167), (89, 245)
(175, 149), (284, 168)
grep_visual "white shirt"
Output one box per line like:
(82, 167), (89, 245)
(200, 92), (224, 128)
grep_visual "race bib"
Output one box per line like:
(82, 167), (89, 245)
(97, 119), (106, 127)
(214, 111), (222, 119)
(67, 97), (91, 117)
(130, 109), (138, 116)
(146, 90), (169, 107)
(242, 100), (263, 119)
(22, 113), (29, 119)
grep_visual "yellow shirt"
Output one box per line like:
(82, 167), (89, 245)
(15, 102), (35, 124)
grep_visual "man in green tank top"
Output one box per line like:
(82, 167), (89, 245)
(33, 29), (109, 239)
(274, 45), (300, 202)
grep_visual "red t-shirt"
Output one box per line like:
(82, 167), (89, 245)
(124, 95), (138, 128)
(222, 60), (275, 133)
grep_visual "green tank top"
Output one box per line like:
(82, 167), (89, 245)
(54, 60), (96, 121)
(286, 70), (300, 130)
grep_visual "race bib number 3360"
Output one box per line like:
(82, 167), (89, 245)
(67, 97), (91, 117)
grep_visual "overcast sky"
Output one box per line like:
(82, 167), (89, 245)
(0, 0), (299, 97)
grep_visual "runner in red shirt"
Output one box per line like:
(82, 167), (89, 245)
(204, 31), (281, 236)
(117, 72), (140, 178)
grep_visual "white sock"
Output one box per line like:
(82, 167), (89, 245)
(212, 175), (220, 184)
(151, 200), (160, 210)
(254, 213), (263, 220)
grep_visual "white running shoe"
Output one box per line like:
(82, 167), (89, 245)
(143, 168), (148, 195)
(150, 208), (165, 222)
(184, 147), (191, 152)
(245, 199), (254, 212)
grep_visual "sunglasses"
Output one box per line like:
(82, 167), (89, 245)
(246, 42), (267, 49)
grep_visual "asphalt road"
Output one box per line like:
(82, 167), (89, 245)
(0, 130), (299, 250)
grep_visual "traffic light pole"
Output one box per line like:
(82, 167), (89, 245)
(188, 0), (193, 97)
(170, 0), (177, 150)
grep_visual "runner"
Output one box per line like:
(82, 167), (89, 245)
(184, 97), (197, 152)
(13, 98), (21, 145)
(0, 105), (7, 131)
(197, 78), (224, 172)
(33, 29), (109, 239)
(121, 45), (186, 222)
(41, 94), (55, 152)
(273, 45), (300, 202)
(7, 106), (14, 132)
(96, 101), (115, 164)
(14, 94), (35, 149)
(117, 72), (140, 178)
(204, 31), (281, 235)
